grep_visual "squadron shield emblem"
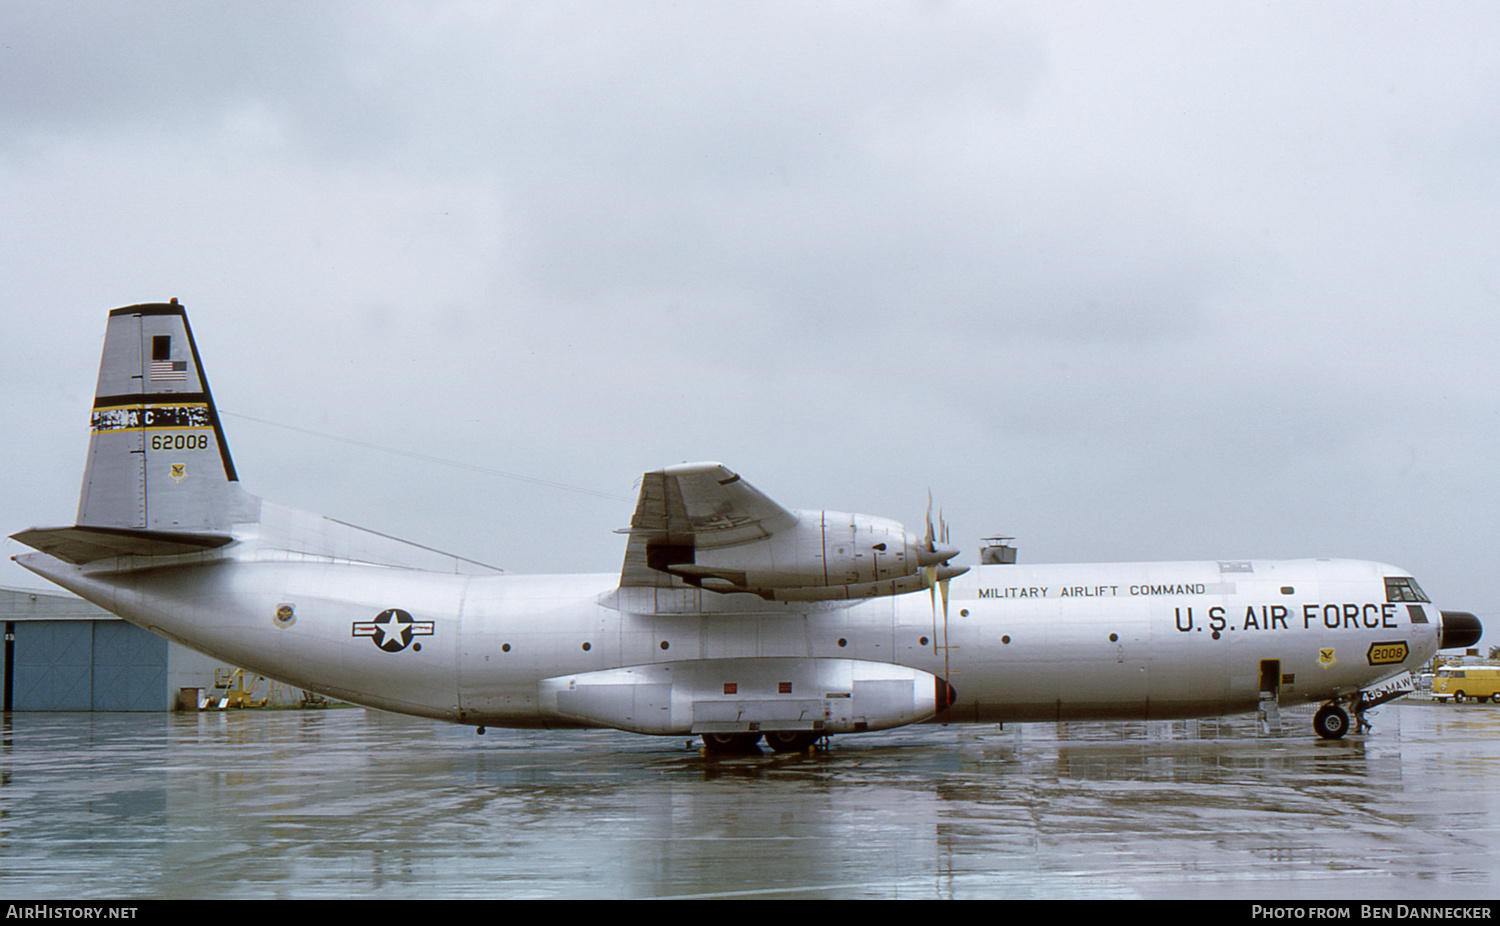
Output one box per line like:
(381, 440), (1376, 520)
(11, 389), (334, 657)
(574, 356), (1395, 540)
(352, 608), (434, 653)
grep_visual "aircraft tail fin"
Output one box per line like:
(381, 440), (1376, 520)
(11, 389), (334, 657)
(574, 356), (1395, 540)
(74, 301), (244, 534)
(15, 300), (502, 573)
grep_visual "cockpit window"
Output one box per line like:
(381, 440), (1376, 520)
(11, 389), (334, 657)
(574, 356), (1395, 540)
(1385, 577), (1430, 603)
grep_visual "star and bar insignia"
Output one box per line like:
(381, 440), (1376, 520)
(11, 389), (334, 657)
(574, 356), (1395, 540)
(352, 608), (434, 653)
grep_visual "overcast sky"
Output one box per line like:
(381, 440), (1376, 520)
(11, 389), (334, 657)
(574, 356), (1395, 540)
(2, 2), (1497, 641)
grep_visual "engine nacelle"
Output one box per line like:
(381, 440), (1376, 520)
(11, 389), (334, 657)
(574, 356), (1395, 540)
(540, 657), (955, 736)
(659, 509), (965, 600)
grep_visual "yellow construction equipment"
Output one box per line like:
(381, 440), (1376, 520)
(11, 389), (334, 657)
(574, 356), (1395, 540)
(203, 667), (268, 710)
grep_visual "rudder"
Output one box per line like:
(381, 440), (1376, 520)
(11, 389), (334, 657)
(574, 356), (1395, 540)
(77, 301), (241, 532)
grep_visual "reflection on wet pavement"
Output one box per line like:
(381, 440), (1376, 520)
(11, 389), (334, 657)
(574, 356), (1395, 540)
(1, 701), (1495, 898)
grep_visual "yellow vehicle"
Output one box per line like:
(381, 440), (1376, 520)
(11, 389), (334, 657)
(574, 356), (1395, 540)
(1433, 665), (1500, 704)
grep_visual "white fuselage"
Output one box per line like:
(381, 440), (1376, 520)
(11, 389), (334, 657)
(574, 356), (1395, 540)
(27, 551), (1438, 733)
(14, 305), (1458, 742)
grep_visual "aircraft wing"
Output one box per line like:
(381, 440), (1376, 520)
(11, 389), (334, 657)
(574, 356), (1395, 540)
(619, 462), (798, 588)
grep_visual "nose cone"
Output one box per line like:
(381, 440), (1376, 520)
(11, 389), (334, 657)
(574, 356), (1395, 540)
(1440, 610), (1484, 650)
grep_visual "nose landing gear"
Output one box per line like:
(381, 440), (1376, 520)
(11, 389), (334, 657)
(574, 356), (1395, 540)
(1313, 703), (1350, 740)
(1315, 686), (1392, 739)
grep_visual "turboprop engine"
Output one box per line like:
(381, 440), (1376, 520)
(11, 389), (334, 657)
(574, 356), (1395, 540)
(661, 509), (966, 601)
(628, 462), (966, 602)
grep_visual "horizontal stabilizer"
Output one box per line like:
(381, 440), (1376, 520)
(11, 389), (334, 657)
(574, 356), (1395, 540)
(11, 525), (234, 565)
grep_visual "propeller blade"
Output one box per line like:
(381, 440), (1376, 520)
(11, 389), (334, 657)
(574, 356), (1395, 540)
(927, 563), (939, 653)
(919, 491), (958, 565)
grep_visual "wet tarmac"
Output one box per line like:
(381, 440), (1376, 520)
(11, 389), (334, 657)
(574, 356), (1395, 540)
(0, 700), (1497, 900)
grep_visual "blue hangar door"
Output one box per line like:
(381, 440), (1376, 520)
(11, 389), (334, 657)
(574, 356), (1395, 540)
(9, 620), (167, 711)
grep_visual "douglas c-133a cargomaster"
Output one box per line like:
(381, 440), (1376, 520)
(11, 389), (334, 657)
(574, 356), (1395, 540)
(11, 303), (1483, 750)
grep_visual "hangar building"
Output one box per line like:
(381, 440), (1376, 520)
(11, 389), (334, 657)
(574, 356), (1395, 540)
(2, 584), (222, 711)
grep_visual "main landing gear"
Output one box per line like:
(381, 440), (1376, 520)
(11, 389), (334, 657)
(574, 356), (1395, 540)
(700, 731), (824, 754)
(701, 732), (763, 753)
(763, 730), (822, 753)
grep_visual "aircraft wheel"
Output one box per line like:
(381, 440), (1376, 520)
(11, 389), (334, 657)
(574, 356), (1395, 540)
(764, 730), (821, 753)
(1314, 704), (1350, 740)
(702, 732), (763, 754)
